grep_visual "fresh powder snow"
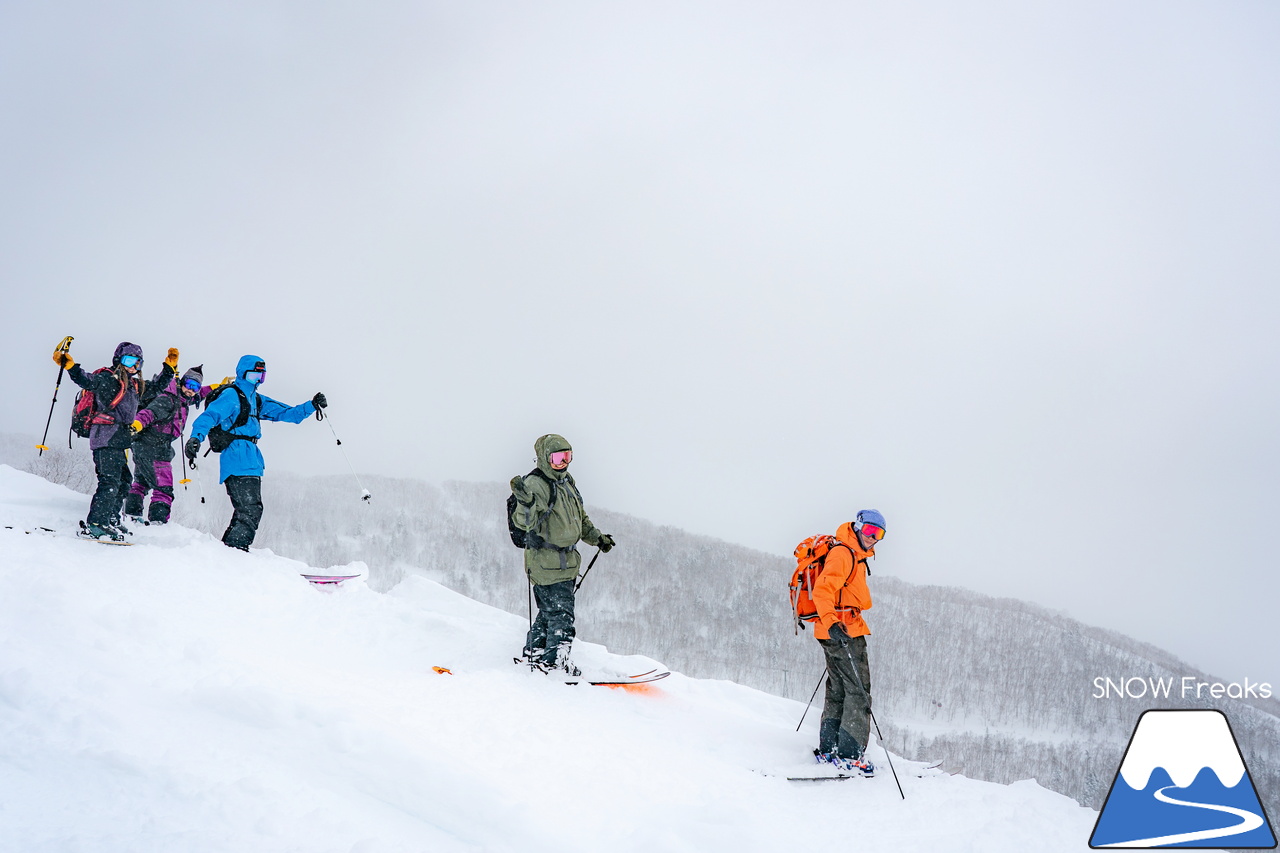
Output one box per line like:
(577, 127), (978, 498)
(0, 464), (1101, 852)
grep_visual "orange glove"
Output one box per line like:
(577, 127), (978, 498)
(130, 420), (144, 434)
(165, 347), (179, 369)
(52, 351), (75, 370)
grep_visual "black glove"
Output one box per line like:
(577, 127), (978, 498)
(312, 392), (327, 410)
(185, 436), (201, 466)
(828, 622), (851, 644)
(597, 533), (616, 553)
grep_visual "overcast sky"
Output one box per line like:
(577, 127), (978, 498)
(2, 2), (1277, 686)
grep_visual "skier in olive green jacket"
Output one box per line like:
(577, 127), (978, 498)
(510, 434), (615, 676)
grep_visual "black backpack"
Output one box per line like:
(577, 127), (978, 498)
(506, 468), (559, 548)
(205, 384), (262, 453)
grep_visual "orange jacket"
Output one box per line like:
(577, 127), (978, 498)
(812, 521), (873, 640)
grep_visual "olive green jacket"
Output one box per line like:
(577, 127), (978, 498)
(511, 434), (603, 586)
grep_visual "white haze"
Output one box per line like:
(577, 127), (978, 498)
(1, 2), (1277, 685)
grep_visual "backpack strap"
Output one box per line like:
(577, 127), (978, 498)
(90, 369), (129, 424)
(523, 468), (576, 564)
(224, 385), (262, 431)
(831, 543), (869, 613)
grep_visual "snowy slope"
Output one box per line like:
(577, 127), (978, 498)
(0, 465), (1100, 853)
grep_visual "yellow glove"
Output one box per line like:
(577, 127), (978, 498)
(165, 347), (180, 369)
(52, 351), (75, 370)
(212, 376), (234, 389)
(130, 420), (144, 434)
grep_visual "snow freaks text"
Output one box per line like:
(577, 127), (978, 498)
(1093, 676), (1273, 701)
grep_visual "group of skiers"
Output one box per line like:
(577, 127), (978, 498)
(52, 341), (325, 551)
(50, 340), (887, 776)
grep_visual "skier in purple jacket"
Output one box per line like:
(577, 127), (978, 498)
(124, 350), (214, 525)
(55, 341), (145, 541)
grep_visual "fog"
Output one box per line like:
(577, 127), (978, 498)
(2, 2), (1277, 683)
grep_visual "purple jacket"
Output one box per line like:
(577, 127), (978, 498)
(69, 341), (146, 451)
(134, 375), (212, 444)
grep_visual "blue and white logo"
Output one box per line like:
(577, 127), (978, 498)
(1091, 709), (1276, 848)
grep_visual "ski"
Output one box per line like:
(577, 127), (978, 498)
(75, 530), (132, 546)
(509, 660), (670, 686)
(75, 520), (133, 545)
(763, 758), (941, 783)
(586, 671), (670, 686)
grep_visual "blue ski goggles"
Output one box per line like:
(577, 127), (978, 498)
(183, 377), (202, 392)
(119, 354), (142, 368)
(244, 369), (266, 384)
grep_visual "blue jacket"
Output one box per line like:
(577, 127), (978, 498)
(189, 354), (316, 483)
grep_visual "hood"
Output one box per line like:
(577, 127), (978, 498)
(534, 433), (573, 480)
(113, 342), (144, 367)
(835, 521), (874, 559)
(236, 354), (265, 380)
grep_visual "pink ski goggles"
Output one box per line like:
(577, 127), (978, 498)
(549, 450), (573, 468)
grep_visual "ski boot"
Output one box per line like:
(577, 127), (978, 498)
(814, 749), (873, 776)
(532, 654), (582, 678)
(78, 520), (126, 543)
(850, 755), (876, 776)
(514, 648), (544, 668)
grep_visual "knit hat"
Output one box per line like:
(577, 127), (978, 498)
(854, 509), (886, 532)
(181, 364), (204, 386)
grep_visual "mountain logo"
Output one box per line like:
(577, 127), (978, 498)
(1090, 709), (1277, 848)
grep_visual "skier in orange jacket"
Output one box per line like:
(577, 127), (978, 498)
(812, 509), (884, 775)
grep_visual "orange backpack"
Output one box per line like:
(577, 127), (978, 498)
(788, 534), (842, 633)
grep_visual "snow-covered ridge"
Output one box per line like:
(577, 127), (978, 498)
(7, 437), (1280, 822)
(0, 465), (1098, 852)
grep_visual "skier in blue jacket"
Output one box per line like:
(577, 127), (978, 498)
(184, 354), (326, 550)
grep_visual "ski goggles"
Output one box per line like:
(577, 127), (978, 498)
(183, 377), (202, 392)
(858, 522), (886, 542)
(244, 369), (266, 384)
(119, 355), (142, 368)
(549, 450), (572, 468)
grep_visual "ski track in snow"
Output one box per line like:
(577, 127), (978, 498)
(0, 465), (1099, 852)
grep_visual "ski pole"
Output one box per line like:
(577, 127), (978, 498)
(573, 548), (602, 593)
(315, 406), (370, 502)
(841, 640), (904, 800)
(796, 671), (827, 732)
(189, 449), (206, 505)
(37, 336), (74, 456)
(178, 425), (191, 491)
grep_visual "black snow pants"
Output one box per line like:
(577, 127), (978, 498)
(222, 475), (264, 551)
(124, 440), (176, 523)
(525, 579), (577, 666)
(818, 634), (872, 760)
(88, 447), (132, 526)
